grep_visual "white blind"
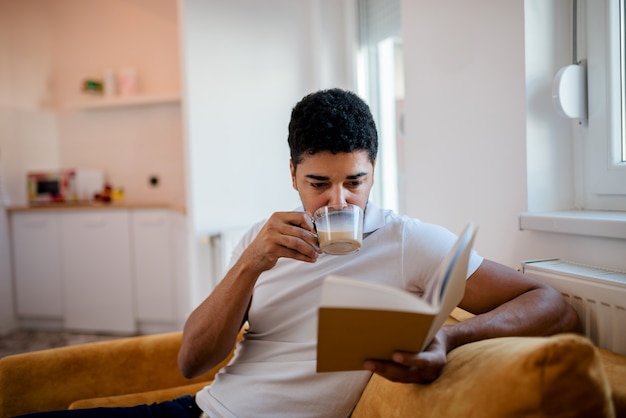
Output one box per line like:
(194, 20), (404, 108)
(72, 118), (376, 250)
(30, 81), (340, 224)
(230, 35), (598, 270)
(359, 0), (401, 46)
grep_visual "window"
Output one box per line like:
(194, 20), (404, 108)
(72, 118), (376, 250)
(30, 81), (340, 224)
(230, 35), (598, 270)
(521, 0), (626, 238)
(357, 0), (404, 213)
(581, 0), (626, 210)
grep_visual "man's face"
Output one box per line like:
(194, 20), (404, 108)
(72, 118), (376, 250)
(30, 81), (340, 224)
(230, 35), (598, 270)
(290, 150), (375, 215)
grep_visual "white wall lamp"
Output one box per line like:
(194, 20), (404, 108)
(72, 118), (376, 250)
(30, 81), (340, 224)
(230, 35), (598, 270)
(552, 0), (588, 126)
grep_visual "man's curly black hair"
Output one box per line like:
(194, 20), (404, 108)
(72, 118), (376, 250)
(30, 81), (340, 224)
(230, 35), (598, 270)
(288, 88), (378, 167)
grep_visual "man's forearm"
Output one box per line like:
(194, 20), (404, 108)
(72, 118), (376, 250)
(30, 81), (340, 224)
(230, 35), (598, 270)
(178, 260), (259, 378)
(444, 286), (581, 353)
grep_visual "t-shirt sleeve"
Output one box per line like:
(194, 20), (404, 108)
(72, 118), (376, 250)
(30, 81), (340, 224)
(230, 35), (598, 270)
(226, 220), (266, 271)
(401, 220), (483, 295)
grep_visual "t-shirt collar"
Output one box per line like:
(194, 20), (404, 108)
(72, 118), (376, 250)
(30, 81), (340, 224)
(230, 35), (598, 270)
(362, 201), (385, 234)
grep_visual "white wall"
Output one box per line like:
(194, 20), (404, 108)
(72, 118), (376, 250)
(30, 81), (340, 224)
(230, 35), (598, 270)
(181, 0), (357, 305)
(0, 1), (60, 206)
(401, 0), (626, 272)
(53, 0), (184, 206)
(401, 0), (529, 265)
(525, 0), (575, 212)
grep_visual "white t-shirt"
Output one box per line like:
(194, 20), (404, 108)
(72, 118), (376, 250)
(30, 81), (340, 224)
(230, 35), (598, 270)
(196, 202), (483, 418)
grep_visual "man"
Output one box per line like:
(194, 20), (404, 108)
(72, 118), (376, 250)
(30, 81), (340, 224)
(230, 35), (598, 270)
(177, 88), (580, 417)
(18, 88), (580, 417)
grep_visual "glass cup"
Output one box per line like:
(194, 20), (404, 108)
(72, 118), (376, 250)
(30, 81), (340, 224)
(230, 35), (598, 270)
(313, 204), (364, 255)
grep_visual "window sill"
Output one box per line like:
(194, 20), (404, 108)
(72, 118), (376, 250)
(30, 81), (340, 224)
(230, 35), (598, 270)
(519, 211), (626, 240)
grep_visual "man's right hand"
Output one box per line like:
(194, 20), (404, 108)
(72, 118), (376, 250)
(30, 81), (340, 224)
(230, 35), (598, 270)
(241, 211), (321, 272)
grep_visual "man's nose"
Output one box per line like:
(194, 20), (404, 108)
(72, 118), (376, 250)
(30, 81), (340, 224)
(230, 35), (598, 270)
(327, 185), (347, 206)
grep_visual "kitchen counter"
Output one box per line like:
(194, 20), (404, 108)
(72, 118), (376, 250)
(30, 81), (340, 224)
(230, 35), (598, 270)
(7, 202), (186, 215)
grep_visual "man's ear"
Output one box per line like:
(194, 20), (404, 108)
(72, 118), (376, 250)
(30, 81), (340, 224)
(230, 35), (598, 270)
(371, 159), (376, 184)
(289, 159), (297, 190)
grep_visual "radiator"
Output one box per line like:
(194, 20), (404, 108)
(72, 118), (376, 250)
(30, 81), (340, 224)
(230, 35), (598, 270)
(203, 227), (249, 289)
(522, 259), (626, 355)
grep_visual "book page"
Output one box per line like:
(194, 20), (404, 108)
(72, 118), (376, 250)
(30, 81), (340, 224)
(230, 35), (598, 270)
(423, 224), (477, 307)
(420, 223), (477, 350)
(320, 275), (437, 314)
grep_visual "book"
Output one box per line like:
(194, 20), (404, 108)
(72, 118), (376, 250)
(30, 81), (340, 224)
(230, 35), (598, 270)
(316, 223), (477, 372)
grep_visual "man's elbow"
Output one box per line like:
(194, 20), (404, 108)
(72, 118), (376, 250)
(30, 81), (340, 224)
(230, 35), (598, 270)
(547, 286), (583, 335)
(561, 300), (583, 334)
(177, 346), (213, 379)
(178, 343), (231, 379)
(178, 349), (200, 379)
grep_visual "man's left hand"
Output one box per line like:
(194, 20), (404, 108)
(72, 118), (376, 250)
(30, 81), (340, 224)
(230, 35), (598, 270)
(363, 331), (447, 383)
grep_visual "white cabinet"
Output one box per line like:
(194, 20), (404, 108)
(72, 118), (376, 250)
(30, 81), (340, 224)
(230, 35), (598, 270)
(130, 209), (188, 333)
(10, 207), (187, 334)
(60, 210), (135, 333)
(10, 212), (63, 319)
(131, 209), (176, 325)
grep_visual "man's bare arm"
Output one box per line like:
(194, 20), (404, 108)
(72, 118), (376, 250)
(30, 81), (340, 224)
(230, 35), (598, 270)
(177, 211), (320, 378)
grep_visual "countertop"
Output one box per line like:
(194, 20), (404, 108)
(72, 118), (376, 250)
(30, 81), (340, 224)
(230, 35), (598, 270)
(6, 202), (186, 215)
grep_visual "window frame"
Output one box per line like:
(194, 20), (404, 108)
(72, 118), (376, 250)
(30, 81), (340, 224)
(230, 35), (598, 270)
(581, 0), (626, 210)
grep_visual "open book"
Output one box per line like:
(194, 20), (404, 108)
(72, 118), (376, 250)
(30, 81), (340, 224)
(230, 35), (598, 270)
(316, 223), (477, 372)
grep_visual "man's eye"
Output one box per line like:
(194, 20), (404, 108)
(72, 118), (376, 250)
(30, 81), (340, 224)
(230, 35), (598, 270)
(347, 181), (363, 187)
(311, 183), (326, 188)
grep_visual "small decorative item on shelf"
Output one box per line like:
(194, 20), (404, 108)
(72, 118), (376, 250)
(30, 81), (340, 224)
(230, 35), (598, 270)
(82, 79), (104, 94)
(118, 67), (138, 96)
(79, 67), (140, 101)
(103, 68), (117, 97)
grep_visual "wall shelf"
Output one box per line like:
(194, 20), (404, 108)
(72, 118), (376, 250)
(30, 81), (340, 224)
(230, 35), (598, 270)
(64, 92), (181, 110)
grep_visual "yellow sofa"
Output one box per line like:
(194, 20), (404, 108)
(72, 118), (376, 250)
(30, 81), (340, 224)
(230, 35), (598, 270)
(1, 310), (625, 418)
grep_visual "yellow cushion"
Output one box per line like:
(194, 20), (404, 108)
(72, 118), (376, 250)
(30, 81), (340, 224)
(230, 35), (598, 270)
(351, 333), (614, 418)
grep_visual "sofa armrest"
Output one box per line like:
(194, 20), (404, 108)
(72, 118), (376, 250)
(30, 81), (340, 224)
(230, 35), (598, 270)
(68, 382), (209, 410)
(0, 331), (232, 417)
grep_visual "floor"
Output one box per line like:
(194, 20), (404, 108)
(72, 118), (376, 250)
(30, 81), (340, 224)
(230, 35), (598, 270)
(0, 329), (123, 358)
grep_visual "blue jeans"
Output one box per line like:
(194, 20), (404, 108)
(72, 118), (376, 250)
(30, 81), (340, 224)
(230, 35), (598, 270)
(13, 395), (202, 418)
